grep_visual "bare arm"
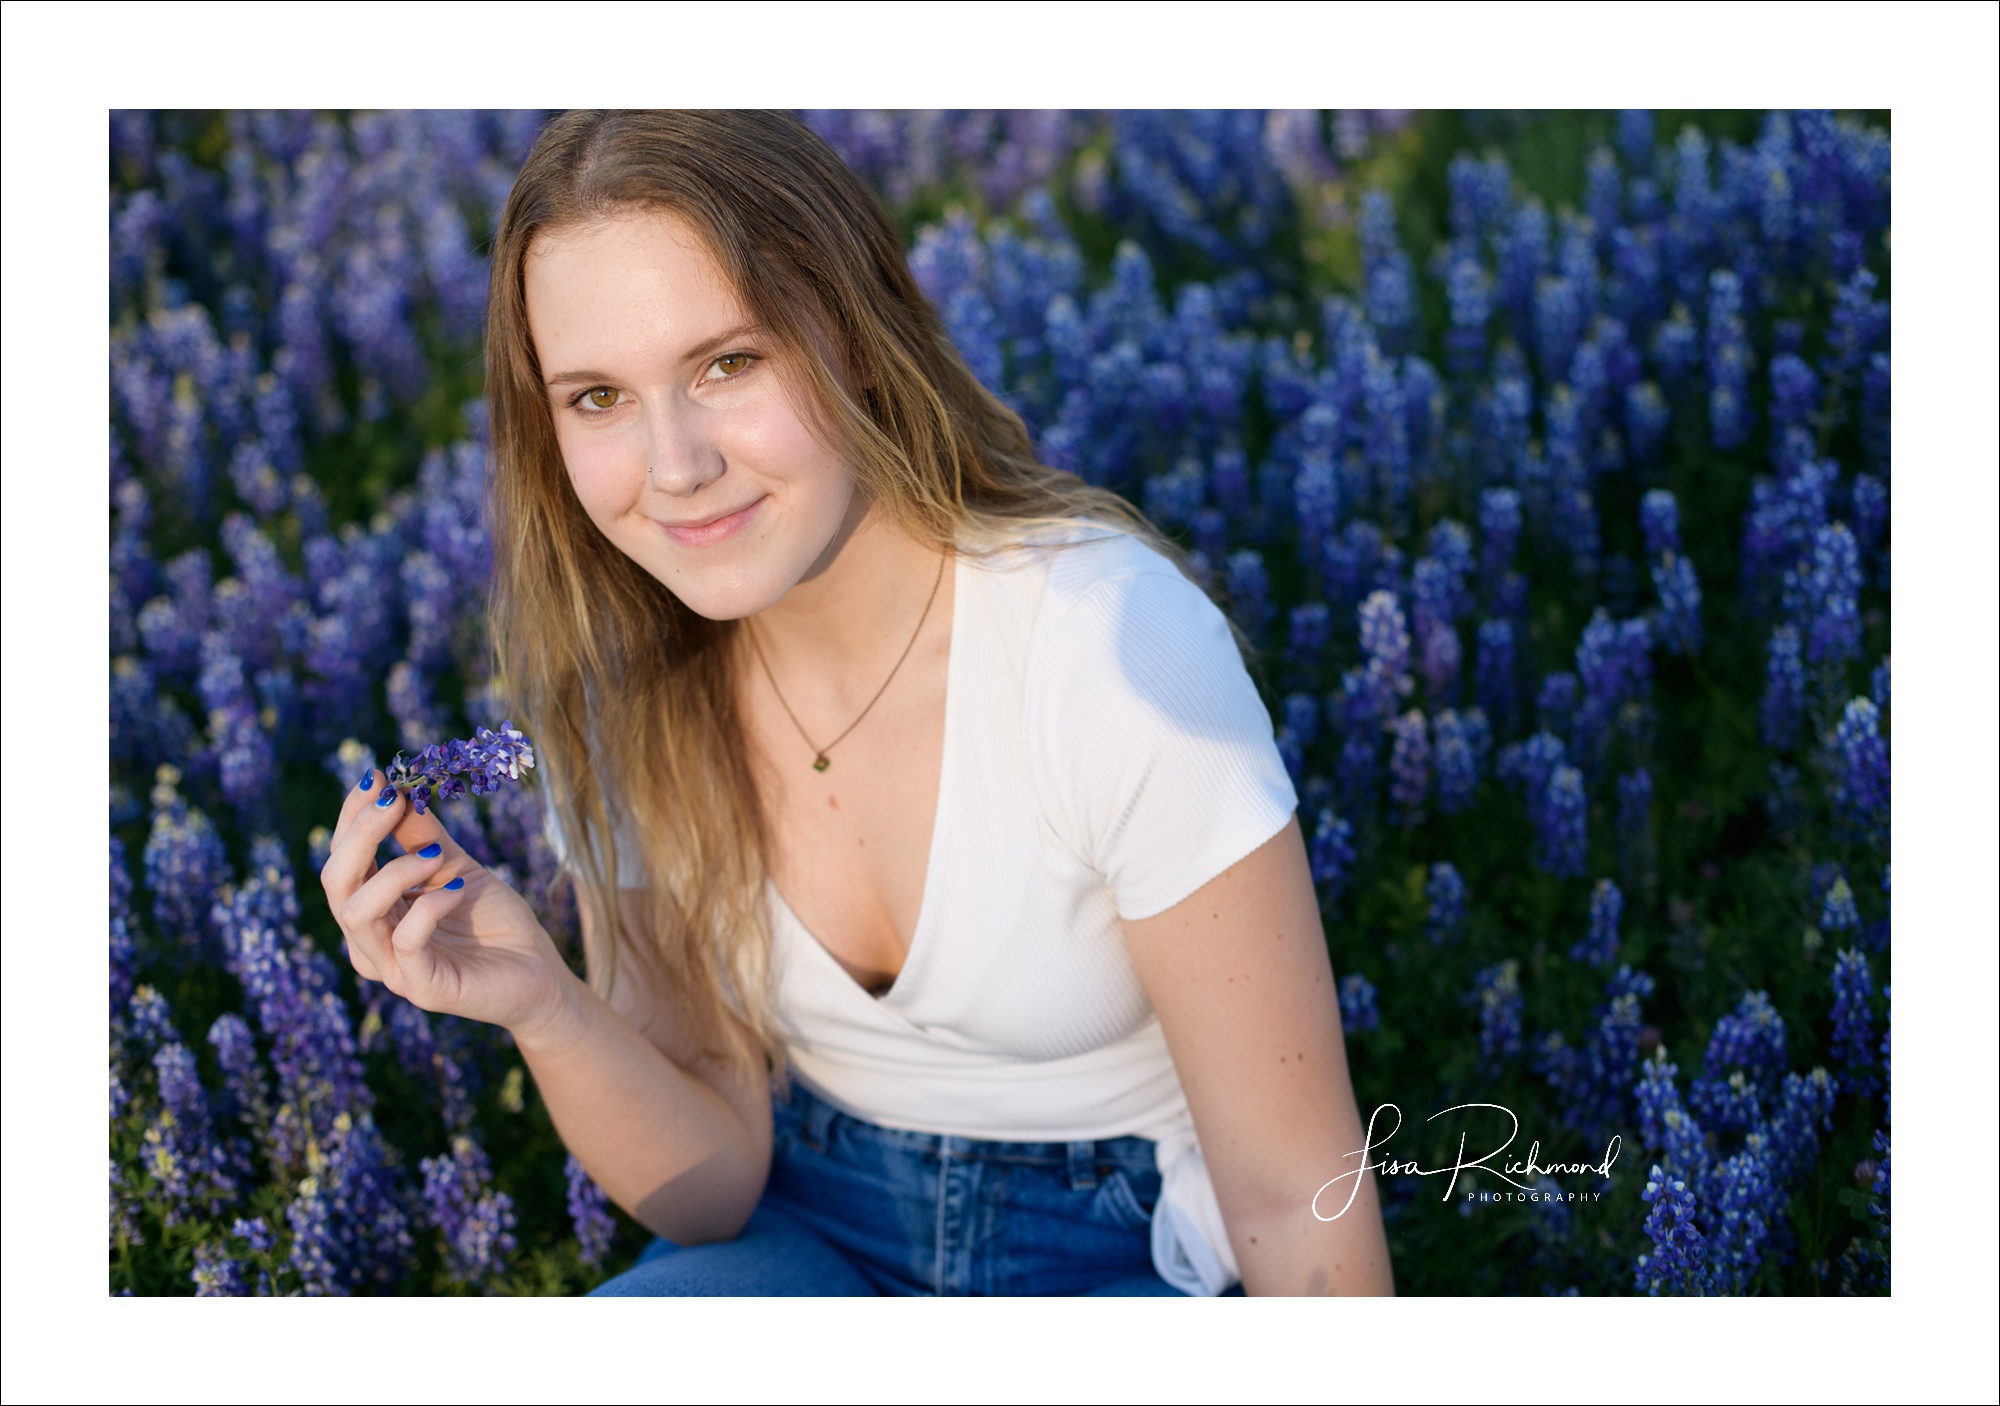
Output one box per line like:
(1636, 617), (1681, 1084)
(520, 889), (773, 1245)
(320, 774), (770, 1245)
(1120, 816), (1395, 1296)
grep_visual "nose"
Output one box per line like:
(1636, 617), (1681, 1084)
(641, 401), (725, 498)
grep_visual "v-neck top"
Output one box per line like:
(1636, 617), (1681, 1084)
(554, 527), (1297, 1294)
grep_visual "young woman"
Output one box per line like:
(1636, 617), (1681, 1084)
(319, 110), (1392, 1297)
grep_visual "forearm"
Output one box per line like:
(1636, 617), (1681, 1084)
(1228, 1165), (1395, 1296)
(513, 976), (770, 1245)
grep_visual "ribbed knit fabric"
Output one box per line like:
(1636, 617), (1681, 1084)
(552, 528), (1298, 1294)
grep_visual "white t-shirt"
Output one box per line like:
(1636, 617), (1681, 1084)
(552, 527), (1298, 1294)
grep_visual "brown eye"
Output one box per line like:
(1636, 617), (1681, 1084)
(587, 387), (619, 409)
(714, 353), (750, 376)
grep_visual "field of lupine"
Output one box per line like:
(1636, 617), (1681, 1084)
(108, 109), (1890, 1296)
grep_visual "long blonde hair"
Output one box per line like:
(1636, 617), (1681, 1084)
(487, 110), (1177, 1069)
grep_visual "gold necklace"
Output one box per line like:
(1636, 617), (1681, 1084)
(747, 550), (947, 773)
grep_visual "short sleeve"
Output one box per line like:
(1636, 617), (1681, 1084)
(1027, 553), (1298, 921)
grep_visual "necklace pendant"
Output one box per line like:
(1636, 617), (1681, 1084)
(812, 754), (831, 773)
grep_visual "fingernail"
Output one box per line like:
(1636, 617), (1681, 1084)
(376, 790), (396, 808)
(443, 876), (465, 891)
(418, 843), (442, 859)
(358, 769), (374, 792)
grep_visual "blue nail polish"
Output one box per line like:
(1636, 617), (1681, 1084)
(418, 843), (442, 859)
(444, 876), (465, 891)
(358, 769), (374, 792)
(376, 790), (396, 807)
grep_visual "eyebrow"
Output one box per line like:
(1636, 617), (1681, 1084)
(543, 322), (767, 388)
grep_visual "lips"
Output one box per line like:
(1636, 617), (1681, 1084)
(655, 496), (764, 548)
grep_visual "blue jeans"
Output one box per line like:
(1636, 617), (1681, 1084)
(591, 1079), (1224, 1296)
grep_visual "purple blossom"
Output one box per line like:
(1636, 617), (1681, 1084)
(1830, 950), (1877, 1095)
(1635, 1051), (1710, 1180)
(1387, 709), (1430, 827)
(1572, 878), (1624, 968)
(1425, 863), (1467, 944)
(1635, 1169), (1710, 1295)
(1431, 709), (1479, 814)
(1338, 973), (1380, 1034)
(1831, 697), (1889, 847)
(1535, 765), (1588, 878)
(380, 720), (537, 814)
(1474, 617), (1518, 733)
(566, 1155), (618, 1268)
(192, 1243), (249, 1297)
(420, 1135), (518, 1287)
(1308, 808), (1356, 905)
(1761, 625), (1806, 750)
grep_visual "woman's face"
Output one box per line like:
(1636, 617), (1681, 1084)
(524, 209), (859, 621)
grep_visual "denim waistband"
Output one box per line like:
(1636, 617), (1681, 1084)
(774, 1076), (1161, 1185)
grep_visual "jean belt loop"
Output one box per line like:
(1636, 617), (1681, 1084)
(803, 1091), (839, 1154)
(1066, 1139), (1099, 1192)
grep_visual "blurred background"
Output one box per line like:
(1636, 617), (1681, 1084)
(108, 109), (1891, 1295)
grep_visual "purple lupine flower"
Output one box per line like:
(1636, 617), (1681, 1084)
(110, 838), (139, 1021)
(145, 1041), (238, 1225)
(1651, 552), (1704, 656)
(1387, 709), (1430, 827)
(1634, 1050), (1710, 1180)
(1572, 879), (1624, 968)
(1431, 709), (1478, 815)
(1543, 966), (1653, 1138)
(1337, 973), (1380, 1034)
(1425, 862), (1467, 944)
(1471, 961), (1523, 1072)
(1572, 609), (1651, 773)
(1536, 672), (1580, 741)
(1287, 602), (1331, 669)
(566, 1154), (618, 1268)
(1869, 654), (1891, 714)
(127, 985), (180, 1052)
(1760, 625), (1806, 750)
(1691, 991), (1789, 1134)
(1639, 490), (1681, 560)
(1830, 950), (1877, 1095)
(1831, 696), (1889, 847)
(1358, 589), (1413, 710)
(1704, 1146), (1774, 1293)
(1793, 522), (1862, 669)
(1474, 617), (1517, 733)
(191, 1243), (249, 1297)
(1444, 242), (1491, 378)
(1477, 482), (1523, 589)
(1499, 730), (1566, 801)
(1762, 1067), (1837, 1185)
(1635, 1167), (1710, 1296)
(231, 1215), (275, 1255)
(208, 1013), (272, 1155)
(287, 1175), (342, 1296)
(142, 785), (230, 956)
(1624, 381), (1670, 465)
(420, 1135), (518, 1287)
(385, 999), (481, 1132)
(211, 848), (372, 1154)
(1308, 808), (1356, 906)
(1222, 550), (1271, 641)
(379, 720), (537, 813)
(1282, 693), (1320, 749)
(1535, 765), (1588, 878)
(1820, 873), (1861, 933)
